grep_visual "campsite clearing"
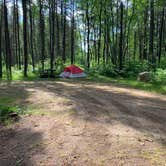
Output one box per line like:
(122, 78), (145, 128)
(0, 80), (166, 166)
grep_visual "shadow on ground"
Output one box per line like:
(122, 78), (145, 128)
(33, 81), (166, 146)
(0, 80), (166, 165)
(0, 127), (44, 166)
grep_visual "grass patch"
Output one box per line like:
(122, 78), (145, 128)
(85, 74), (166, 95)
(24, 107), (52, 116)
(0, 97), (15, 104)
(11, 70), (39, 81)
(1, 69), (165, 95)
(1, 68), (61, 81)
(0, 105), (22, 125)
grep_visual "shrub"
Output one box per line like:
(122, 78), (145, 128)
(97, 64), (118, 77)
(0, 105), (21, 123)
(123, 60), (149, 77)
(55, 57), (65, 74)
(159, 57), (166, 69)
(151, 68), (166, 84)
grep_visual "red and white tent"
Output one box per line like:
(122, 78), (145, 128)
(60, 65), (86, 78)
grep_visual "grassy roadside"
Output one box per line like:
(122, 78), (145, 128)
(85, 74), (166, 95)
(0, 73), (165, 125)
(0, 71), (165, 95)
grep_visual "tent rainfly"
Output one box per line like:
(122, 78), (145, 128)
(60, 65), (86, 78)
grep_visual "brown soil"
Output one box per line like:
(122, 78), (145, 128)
(0, 80), (166, 166)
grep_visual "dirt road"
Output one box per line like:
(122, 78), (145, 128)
(0, 80), (166, 166)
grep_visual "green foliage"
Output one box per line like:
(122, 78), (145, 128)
(97, 64), (118, 77)
(0, 105), (21, 124)
(86, 61), (166, 94)
(89, 60), (150, 78)
(151, 69), (166, 84)
(38, 57), (65, 75)
(159, 57), (166, 69)
(55, 57), (65, 74)
(122, 60), (149, 77)
(87, 73), (166, 95)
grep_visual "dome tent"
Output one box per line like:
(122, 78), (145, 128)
(60, 65), (86, 78)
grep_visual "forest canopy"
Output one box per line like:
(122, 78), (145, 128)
(0, 0), (166, 79)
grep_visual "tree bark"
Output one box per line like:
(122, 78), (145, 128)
(86, 2), (90, 68)
(149, 0), (155, 68)
(158, 7), (165, 64)
(50, 0), (55, 72)
(119, 2), (124, 70)
(97, 1), (102, 65)
(22, 0), (28, 77)
(16, 0), (21, 69)
(0, 5), (2, 78)
(71, 0), (75, 64)
(62, 1), (66, 63)
(29, 0), (35, 71)
(56, 1), (60, 57)
(143, 7), (148, 60)
(4, 0), (12, 78)
(39, 0), (45, 71)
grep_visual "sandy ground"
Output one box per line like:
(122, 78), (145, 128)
(0, 80), (166, 166)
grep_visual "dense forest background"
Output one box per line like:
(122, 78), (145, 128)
(0, 0), (166, 79)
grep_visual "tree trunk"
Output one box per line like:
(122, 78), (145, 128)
(22, 0), (28, 77)
(158, 7), (165, 64)
(50, 0), (55, 73)
(149, 0), (155, 68)
(86, 2), (90, 68)
(97, 1), (102, 65)
(39, 0), (45, 71)
(119, 2), (124, 70)
(71, 0), (75, 64)
(62, 1), (66, 63)
(138, 25), (143, 60)
(0, 5), (2, 78)
(115, 0), (119, 67)
(4, 0), (12, 78)
(133, 31), (137, 61)
(16, 0), (21, 69)
(143, 7), (148, 60)
(56, 1), (60, 57)
(29, 0), (35, 71)
(13, 0), (17, 67)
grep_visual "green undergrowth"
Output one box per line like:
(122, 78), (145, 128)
(0, 105), (22, 125)
(0, 67), (165, 95)
(85, 73), (166, 95)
